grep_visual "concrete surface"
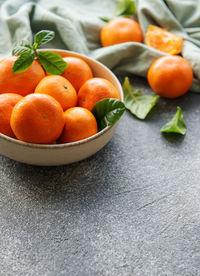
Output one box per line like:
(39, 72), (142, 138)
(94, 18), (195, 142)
(1, 76), (200, 276)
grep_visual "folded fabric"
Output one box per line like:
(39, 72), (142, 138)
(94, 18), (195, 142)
(0, 0), (200, 92)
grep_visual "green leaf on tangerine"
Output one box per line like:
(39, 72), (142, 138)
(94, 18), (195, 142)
(34, 30), (55, 47)
(12, 50), (34, 74)
(37, 51), (67, 75)
(12, 40), (32, 56)
(92, 98), (126, 131)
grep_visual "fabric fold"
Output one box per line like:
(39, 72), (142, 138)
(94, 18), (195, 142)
(0, 0), (200, 92)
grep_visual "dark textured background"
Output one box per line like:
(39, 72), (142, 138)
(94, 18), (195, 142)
(1, 76), (200, 276)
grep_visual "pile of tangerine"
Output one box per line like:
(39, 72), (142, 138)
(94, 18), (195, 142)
(0, 55), (120, 144)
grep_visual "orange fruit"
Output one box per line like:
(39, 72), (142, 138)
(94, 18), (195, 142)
(0, 93), (23, 138)
(78, 78), (120, 111)
(10, 94), (65, 144)
(58, 107), (98, 143)
(35, 75), (77, 111)
(147, 55), (193, 98)
(0, 56), (45, 96)
(100, 17), (143, 47)
(145, 25), (183, 55)
(62, 57), (93, 92)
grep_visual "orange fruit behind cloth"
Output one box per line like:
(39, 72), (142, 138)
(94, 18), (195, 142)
(101, 17), (143, 47)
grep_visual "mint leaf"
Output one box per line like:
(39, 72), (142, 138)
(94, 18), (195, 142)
(92, 98), (125, 131)
(123, 77), (159, 120)
(161, 107), (186, 135)
(34, 30), (55, 47)
(37, 51), (67, 75)
(115, 0), (136, 17)
(12, 50), (34, 73)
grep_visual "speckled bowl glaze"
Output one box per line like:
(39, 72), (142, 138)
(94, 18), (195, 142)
(0, 50), (124, 166)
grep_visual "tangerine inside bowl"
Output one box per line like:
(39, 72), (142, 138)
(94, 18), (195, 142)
(0, 49), (124, 166)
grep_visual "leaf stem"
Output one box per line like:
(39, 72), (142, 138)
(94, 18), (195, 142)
(33, 48), (38, 60)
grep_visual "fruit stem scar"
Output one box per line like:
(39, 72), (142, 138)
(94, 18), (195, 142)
(42, 114), (47, 119)
(64, 85), (68, 89)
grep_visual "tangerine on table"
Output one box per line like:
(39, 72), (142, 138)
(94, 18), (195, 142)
(58, 107), (98, 143)
(0, 56), (45, 96)
(62, 57), (93, 92)
(145, 25), (183, 55)
(78, 77), (120, 111)
(35, 75), (77, 111)
(100, 17), (143, 47)
(0, 93), (23, 138)
(147, 55), (193, 99)
(10, 94), (65, 144)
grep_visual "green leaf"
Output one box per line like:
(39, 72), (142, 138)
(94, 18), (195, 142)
(160, 107), (186, 135)
(115, 0), (136, 17)
(12, 50), (34, 74)
(92, 98), (126, 131)
(123, 77), (159, 120)
(100, 0), (136, 23)
(34, 30), (55, 47)
(37, 51), (67, 75)
(99, 16), (111, 23)
(12, 40), (32, 55)
(12, 45), (32, 56)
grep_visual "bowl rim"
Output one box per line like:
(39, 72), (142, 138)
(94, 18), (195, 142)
(0, 49), (124, 149)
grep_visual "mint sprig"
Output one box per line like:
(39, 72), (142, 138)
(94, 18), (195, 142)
(12, 30), (67, 75)
(100, 0), (136, 22)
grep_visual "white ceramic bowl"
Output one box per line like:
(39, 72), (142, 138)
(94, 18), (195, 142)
(0, 50), (124, 166)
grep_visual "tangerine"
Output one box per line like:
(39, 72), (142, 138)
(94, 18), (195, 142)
(145, 25), (183, 55)
(147, 55), (193, 98)
(58, 107), (98, 143)
(35, 75), (77, 111)
(0, 56), (45, 96)
(100, 17), (143, 47)
(10, 94), (64, 144)
(0, 93), (23, 138)
(62, 57), (93, 92)
(78, 78), (120, 111)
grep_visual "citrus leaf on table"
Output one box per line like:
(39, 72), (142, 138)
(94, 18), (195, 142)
(160, 107), (186, 135)
(34, 30), (55, 47)
(123, 77), (160, 120)
(37, 51), (67, 75)
(115, 0), (136, 17)
(12, 50), (34, 73)
(92, 98), (126, 131)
